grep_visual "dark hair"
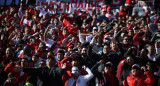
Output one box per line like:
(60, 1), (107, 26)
(40, 60), (46, 63)
(26, 76), (34, 84)
(21, 57), (29, 62)
(33, 54), (39, 58)
(57, 50), (65, 55)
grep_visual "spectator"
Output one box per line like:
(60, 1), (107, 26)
(119, 55), (134, 85)
(14, 56), (66, 86)
(123, 64), (155, 86)
(97, 9), (109, 24)
(4, 73), (19, 86)
(66, 66), (94, 86)
(91, 61), (119, 86)
(39, 60), (46, 67)
(0, 1), (159, 86)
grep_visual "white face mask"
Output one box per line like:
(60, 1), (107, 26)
(71, 66), (79, 77)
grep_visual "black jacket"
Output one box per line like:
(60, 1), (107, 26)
(23, 66), (65, 86)
(119, 65), (131, 85)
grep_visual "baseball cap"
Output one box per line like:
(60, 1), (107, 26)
(132, 64), (140, 70)
(105, 61), (113, 67)
(93, 27), (98, 30)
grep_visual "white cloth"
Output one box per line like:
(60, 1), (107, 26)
(79, 35), (85, 43)
(148, 55), (155, 61)
(86, 35), (93, 42)
(67, 68), (94, 86)
(18, 8), (24, 18)
(105, 13), (115, 21)
(22, 18), (33, 25)
(150, 15), (156, 23)
(45, 38), (54, 48)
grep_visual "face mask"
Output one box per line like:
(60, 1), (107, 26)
(71, 66), (79, 77)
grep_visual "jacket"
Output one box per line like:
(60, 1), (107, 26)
(23, 66), (65, 86)
(91, 63), (119, 86)
(123, 71), (155, 86)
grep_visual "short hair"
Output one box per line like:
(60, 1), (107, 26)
(33, 54), (39, 58)
(57, 50), (65, 55)
(21, 57), (29, 62)
(40, 60), (46, 64)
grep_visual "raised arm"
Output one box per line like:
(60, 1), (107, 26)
(84, 67), (94, 81)
(22, 67), (42, 75)
(44, 25), (51, 42)
(144, 71), (155, 85)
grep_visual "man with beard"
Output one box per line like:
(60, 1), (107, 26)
(115, 29), (132, 55)
(44, 24), (60, 54)
(78, 46), (96, 69)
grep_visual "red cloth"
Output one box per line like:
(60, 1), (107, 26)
(127, 24), (133, 31)
(118, 11), (127, 17)
(18, 50), (35, 59)
(123, 71), (155, 86)
(154, 19), (158, 24)
(133, 33), (142, 43)
(73, 80), (77, 86)
(61, 13), (74, 26)
(0, 55), (16, 67)
(29, 8), (36, 16)
(69, 27), (78, 36)
(100, 71), (116, 86)
(116, 59), (126, 79)
(57, 56), (71, 67)
(125, 0), (135, 6)
(145, 10), (150, 16)
(51, 14), (58, 19)
(6, 26), (14, 38)
(0, 15), (5, 22)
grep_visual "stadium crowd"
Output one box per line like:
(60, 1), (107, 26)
(0, 0), (160, 86)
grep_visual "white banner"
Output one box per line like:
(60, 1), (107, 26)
(132, 0), (154, 16)
(36, 0), (103, 13)
(132, 7), (148, 16)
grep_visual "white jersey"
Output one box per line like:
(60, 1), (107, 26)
(67, 68), (94, 86)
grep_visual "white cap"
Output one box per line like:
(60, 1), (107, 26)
(93, 27), (98, 30)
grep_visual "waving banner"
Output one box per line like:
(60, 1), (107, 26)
(0, 0), (124, 13)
